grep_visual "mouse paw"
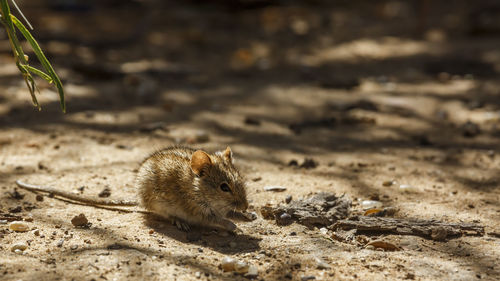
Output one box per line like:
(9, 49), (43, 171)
(173, 218), (191, 232)
(220, 219), (237, 232)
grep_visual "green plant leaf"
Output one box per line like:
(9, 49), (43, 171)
(11, 15), (65, 112)
(22, 65), (53, 83)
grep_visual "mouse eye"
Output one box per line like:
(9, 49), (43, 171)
(220, 183), (231, 192)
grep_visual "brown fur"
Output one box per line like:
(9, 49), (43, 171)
(137, 146), (248, 231)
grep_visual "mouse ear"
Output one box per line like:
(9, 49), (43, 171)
(222, 146), (233, 163)
(191, 150), (212, 176)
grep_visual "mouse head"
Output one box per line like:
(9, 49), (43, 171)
(191, 147), (248, 216)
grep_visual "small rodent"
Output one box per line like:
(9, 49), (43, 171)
(16, 146), (249, 232)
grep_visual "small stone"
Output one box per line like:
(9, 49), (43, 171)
(361, 200), (383, 210)
(314, 256), (331, 270)
(244, 117), (261, 126)
(319, 228), (328, 235)
(285, 195), (292, 204)
(8, 189), (24, 200)
(288, 159), (299, 166)
(382, 180), (394, 187)
(276, 212), (293, 226)
(300, 158), (318, 169)
(56, 239), (64, 247)
(264, 186), (287, 192)
(9, 206), (22, 213)
(290, 232), (297, 236)
(462, 121), (480, 137)
(301, 276), (316, 281)
(221, 257), (236, 272)
(365, 245), (375, 250)
(195, 271), (201, 278)
(71, 213), (89, 227)
(245, 265), (259, 278)
(32, 229), (40, 236)
(399, 184), (418, 193)
(0, 220), (7, 225)
(98, 188), (111, 198)
(9, 221), (29, 232)
(70, 244), (78, 250)
(149, 229), (154, 234)
(35, 194), (44, 201)
(234, 261), (249, 274)
(11, 242), (28, 252)
(229, 241), (237, 248)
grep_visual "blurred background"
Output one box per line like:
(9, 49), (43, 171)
(1, 0), (500, 113)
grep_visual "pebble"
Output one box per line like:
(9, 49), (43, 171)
(301, 276), (316, 281)
(365, 245), (375, 250)
(98, 188), (111, 198)
(276, 212), (293, 226)
(195, 271), (201, 278)
(399, 184), (418, 193)
(0, 220), (7, 225)
(32, 229), (40, 236)
(319, 228), (328, 235)
(314, 256), (330, 269)
(71, 213), (89, 227)
(56, 239), (64, 247)
(300, 158), (318, 169)
(35, 194), (44, 201)
(221, 257), (236, 272)
(264, 186), (287, 192)
(361, 200), (383, 210)
(285, 195), (293, 204)
(462, 121), (480, 137)
(11, 242), (28, 252)
(245, 265), (258, 278)
(9, 221), (29, 232)
(70, 245), (78, 250)
(382, 180), (395, 187)
(234, 261), (249, 274)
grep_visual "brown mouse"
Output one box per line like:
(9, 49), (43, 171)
(16, 146), (249, 232)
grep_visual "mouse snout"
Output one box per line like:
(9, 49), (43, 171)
(237, 200), (248, 212)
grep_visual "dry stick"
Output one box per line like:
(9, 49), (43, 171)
(332, 216), (485, 240)
(16, 180), (138, 207)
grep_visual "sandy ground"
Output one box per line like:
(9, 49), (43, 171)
(1, 1), (500, 280)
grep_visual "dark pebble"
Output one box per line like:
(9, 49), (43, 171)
(462, 121), (480, 137)
(300, 158), (318, 169)
(285, 195), (292, 204)
(244, 117), (261, 126)
(98, 188), (111, 198)
(35, 194), (44, 201)
(9, 206), (22, 213)
(276, 212), (293, 226)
